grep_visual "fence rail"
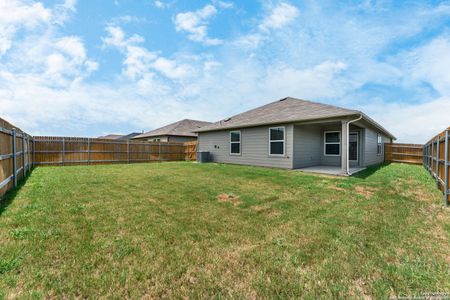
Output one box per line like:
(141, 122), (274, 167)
(1, 116), (198, 198)
(423, 127), (449, 206)
(33, 136), (196, 166)
(384, 143), (424, 165)
(0, 118), (33, 197)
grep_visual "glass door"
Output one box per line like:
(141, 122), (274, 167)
(349, 132), (358, 161)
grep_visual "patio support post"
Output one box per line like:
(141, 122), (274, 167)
(341, 120), (349, 175)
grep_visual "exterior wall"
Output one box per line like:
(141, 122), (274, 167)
(317, 124), (362, 167)
(198, 124), (293, 169)
(168, 136), (197, 143)
(319, 124), (342, 167)
(133, 136), (196, 143)
(293, 123), (363, 168)
(199, 121), (391, 170)
(362, 127), (389, 167)
(292, 125), (321, 168)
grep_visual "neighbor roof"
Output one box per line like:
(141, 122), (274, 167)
(97, 134), (124, 140)
(133, 119), (212, 139)
(98, 133), (142, 140)
(196, 97), (396, 139)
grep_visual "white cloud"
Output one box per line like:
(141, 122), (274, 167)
(174, 4), (222, 45)
(234, 2), (299, 49)
(154, 1), (166, 8)
(213, 0), (233, 9)
(0, 0), (51, 55)
(361, 97), (450, 143)
(263, 61), (349, 99)
(406, 36), (450, 96)
(259, 2), (299, 31)
(1, 0), (449, 144)
(102, 26), (193, 80)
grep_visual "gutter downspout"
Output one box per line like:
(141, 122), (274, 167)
(346, 114), (363, 176)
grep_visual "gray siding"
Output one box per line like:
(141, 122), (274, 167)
(293, 125), (321, 168)
(135, 135), (196, 143)
(293, 124), (363, 168)
(168, 136), (197, 143)
(319, 125), (342, 167)
(199, 121), (389, 170)
(362, 127), (387, 166)
(198, 124), (293, 169)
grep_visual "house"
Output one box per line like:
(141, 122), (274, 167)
(132, 119), (212, 143)
(97, 134), (123, 140)
(98, 132), (142, 140)
(196, 97), (396, 176)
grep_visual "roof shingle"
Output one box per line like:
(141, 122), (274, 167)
(196, 97), (395, 139)
(133, 119), (212, 139)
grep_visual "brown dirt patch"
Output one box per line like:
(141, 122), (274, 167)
(355, 186), (378, 199)
(217, 193), (242, 206)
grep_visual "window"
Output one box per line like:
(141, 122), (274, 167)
(269, 127), (285, 156)
(230, 131), (241, 155)
(324, 131), (340, 156)
(377, 134), (382, 155)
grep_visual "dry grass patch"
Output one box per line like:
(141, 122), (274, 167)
(217, 193), (242, 206)
(354, 185), (378, 199)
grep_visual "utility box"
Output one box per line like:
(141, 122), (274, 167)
(197, 151), (210, 163)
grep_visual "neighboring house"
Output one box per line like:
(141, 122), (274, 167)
(97, 134), (124, 140)
(132, 119), (212, 143)
(196, 97), (396, 176)
(98, 132), (142, 140)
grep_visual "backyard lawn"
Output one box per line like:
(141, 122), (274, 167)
(0, 162), (449, 298)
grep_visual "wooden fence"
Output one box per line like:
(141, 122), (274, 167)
(384, 143), (424, 165)
(0, 118), (33, 197)
(423, 127), (449, 206)
(184, 141), (197, 161)
(33, 136), (197, 166)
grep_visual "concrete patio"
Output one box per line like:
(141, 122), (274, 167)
(297, 165), (366, 176)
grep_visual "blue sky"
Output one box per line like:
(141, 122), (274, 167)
(1, 0), (450, 142)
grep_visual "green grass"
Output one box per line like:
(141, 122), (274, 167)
(0, 162), (448, 298)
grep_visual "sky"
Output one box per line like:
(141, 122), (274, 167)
(0, 0), (449, 142)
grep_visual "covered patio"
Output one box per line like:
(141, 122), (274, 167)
(292, 117), (366, 176)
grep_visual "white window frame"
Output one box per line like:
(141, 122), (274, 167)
(269, 126), (286, 156)
(377, 134), (382, 156)
(229, 130), (241, 155)
(324, 131), (341, 156)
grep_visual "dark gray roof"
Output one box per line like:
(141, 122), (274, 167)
(98, 132), (142, 140)
(196, 97), (396, 139)
(97, 134), (124, 140)
(133, 119), (212, 139)
(120, 132), (142, 140)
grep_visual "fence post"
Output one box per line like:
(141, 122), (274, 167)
(62, 137), (65, 166)
(444, 130), (449, 207)
(28, 136), (31, 172)
(127, 140), (130, 163)
(436, 136), (440, 188)
(12, 128), (17, 188)
(33, 138), (35, 167)
(431, 140), (435, 174)
(87, 138), (91, 165)
(22, 133), (26, 177)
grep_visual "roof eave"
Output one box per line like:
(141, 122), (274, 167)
(195, 113), (360, 133)
(131, 133), (197, 139)
(196, 112), (397, 140)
